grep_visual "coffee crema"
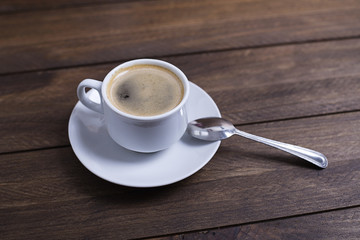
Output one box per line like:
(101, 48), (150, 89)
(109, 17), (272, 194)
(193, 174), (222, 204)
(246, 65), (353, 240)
(107, 64), (184, 117)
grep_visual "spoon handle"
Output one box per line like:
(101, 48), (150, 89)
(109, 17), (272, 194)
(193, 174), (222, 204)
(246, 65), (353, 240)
(234, 129), (328, 168)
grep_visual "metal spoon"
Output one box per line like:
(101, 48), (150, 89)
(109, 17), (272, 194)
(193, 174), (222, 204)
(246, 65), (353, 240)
(187, 117), (328, 168)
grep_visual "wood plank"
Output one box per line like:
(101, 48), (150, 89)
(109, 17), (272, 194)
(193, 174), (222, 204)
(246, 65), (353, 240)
(1, 0), (360, 74)
(168, 39), (360, 124)
(152, 207), (360, 240)
(1, 39), (360, 153)
(1, 112), (360, 239)
(0, 0), (129, 13)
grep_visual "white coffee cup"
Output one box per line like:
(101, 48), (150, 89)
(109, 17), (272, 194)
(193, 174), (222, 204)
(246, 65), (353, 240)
(77, 59), (190, 153)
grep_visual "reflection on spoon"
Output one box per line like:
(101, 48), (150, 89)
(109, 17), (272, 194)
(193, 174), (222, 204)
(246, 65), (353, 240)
(187, 117), (328, 168)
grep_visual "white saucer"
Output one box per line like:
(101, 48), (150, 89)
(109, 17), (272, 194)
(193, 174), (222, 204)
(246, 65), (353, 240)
(68, 82), (221, 187)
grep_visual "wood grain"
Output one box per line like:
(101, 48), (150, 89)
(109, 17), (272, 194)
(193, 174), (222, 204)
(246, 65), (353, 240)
(152, 207), (360, 240)
(1, 111), (360, 239)
(1, 39), (360, 153)
(1, 0), (360, 74)
(0, 0), (129, 13)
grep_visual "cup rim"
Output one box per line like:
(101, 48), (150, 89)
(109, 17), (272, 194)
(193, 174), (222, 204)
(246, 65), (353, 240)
(101, 59), (190, 121)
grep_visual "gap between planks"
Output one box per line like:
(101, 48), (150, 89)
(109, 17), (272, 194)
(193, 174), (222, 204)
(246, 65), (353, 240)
(141, 204), (360, 240)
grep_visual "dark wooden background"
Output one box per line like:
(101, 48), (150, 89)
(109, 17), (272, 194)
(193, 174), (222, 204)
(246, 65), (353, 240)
(1, 0), (360, 239)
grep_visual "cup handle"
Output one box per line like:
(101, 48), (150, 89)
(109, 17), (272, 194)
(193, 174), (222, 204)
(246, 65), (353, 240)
(77, 79), (104, 114)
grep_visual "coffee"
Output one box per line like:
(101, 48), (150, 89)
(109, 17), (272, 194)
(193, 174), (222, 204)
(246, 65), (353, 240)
(107, 64), (184, 116)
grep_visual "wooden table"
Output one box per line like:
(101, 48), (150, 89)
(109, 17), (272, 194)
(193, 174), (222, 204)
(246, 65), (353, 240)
(1, 0), (360, 239)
